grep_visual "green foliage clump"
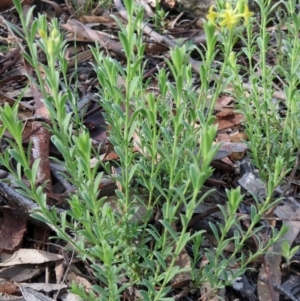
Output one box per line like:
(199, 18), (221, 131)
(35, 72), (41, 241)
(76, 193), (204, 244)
(0, 0), (298, 300)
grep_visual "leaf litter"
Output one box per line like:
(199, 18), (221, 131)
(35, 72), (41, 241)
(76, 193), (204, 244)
(0, 0), (299, 300)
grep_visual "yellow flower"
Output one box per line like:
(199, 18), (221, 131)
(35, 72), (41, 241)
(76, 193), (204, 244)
(241, 5), (254, 25)
(206, 1), (253, 30)
(219, 3), (239, 29)
(207, 6), (218, 26)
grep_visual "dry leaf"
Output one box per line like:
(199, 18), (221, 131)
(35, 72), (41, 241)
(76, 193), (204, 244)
(66, 271), (92, 291)
(0, 264), (42, 282)
(18, 283), (67, 293)
(18, 286), (52, 301)
(216, 112), (245, 130)
(257, 204), (300, 301)
(0, 210), (27, 252)
(0, 249), (63, 267)
(214, 142), (247, 161)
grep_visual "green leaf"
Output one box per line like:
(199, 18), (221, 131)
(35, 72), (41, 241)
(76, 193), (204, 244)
(114, 146), (125, 162)
(160, 220), (177, 240)
(118, 32), (130, 58)
(153, 251), (167, 270)
(142, 279), (157, 295)
(8, 149), (25, 167)
(30, 213), (50, 224)
(127, 76), (139, 99)
(209, 222), (220, 242)
(139, 290), (152, 301)
(25, 6), (36, 29)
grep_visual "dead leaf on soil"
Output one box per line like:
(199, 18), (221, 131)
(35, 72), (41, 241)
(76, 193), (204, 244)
(214, 95), (234, 111)
(215, 110), (245, 130)
(18, 282), (67, 293)
(0, 48), (21, 74)
(18, 286), (52, 301)
(0, 249), (63, 267)
(66, 271), (92, 292)
(0, 264), (42, 282)
(65, 49), (92, 69)
(61, 19), (125, 59)
(213, 142), (247, 161)
(79, 14), (117, 25)
(238, 171), (267, 198)
(257, 204), (300, 301)
(0, 210), (27, 252)
(0, 279), (20, 296)
(229, 131), (249, 142)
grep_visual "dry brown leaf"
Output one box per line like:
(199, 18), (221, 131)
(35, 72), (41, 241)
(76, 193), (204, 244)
(216, 108), (235, 118)
(0, 264), (42, 282)
(18, 286), (52, 301)
(230, 131), (249, 142)
(0, 210), (27, 252)
(216, 111), (245, 130)
(55, 260), (65, 284)
(66, 271), (92, 291)
(0, 280), (20, 295)
(216, 132), (231, 142)
(274, 204), (300, 244)
(214, 95), (234, 111)
(18, 283), (67, 293)
(257, 247), (281, 301)
(0, 48), (21, 75)
(214, 142), (247, 161)
(79, 14), (117, 25)
(144, 43), (168, 54)
(258, 204), (300, 301)
(0, 75), (27, 89)
(66, 49), (92, 69)
(61, 19), (125, 59)
(0, 249), (63, 267)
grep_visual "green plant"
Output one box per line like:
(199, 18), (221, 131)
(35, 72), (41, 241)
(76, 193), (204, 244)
(228, 0), (300, 178)
(153, 5), (169, 32)
(281, 240), (300, 267)
(0, 0), (295, 300)
(0, 43), (11, 52)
